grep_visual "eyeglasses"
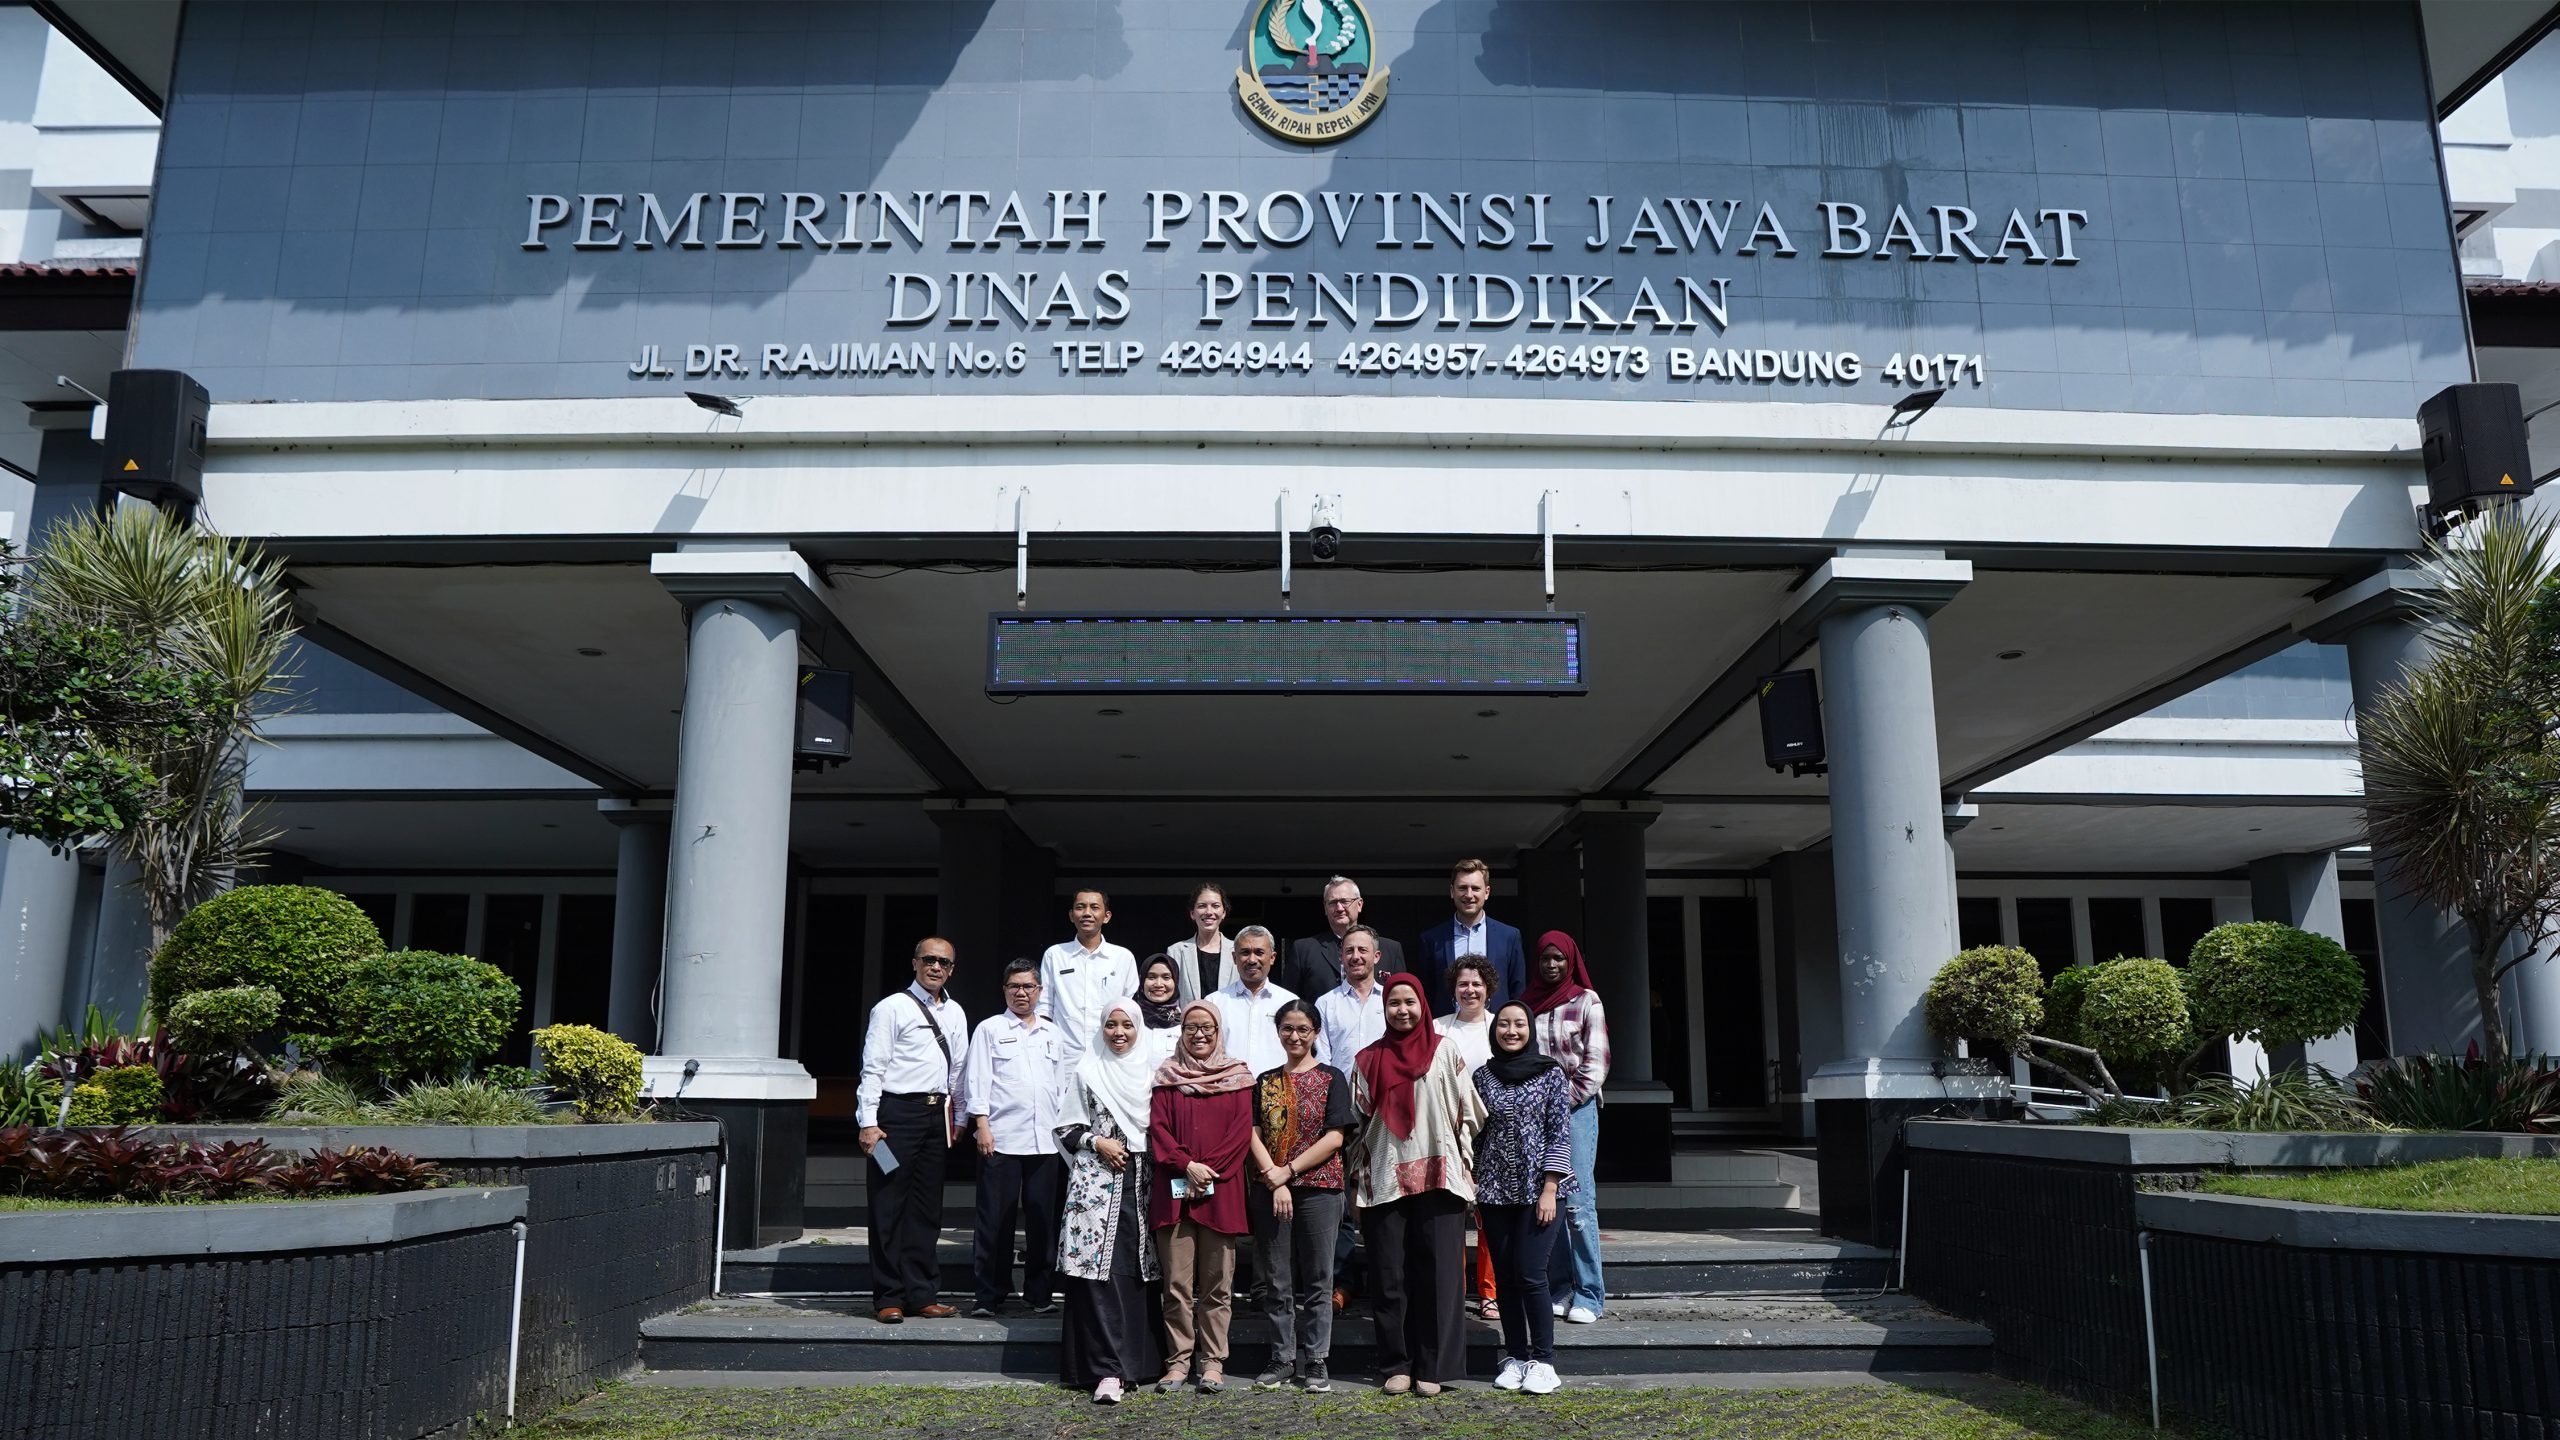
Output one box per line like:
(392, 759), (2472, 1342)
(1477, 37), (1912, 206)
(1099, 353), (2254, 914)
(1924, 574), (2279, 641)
(1180, 1023), (1218, 1035)
(917, 956), (954, 968)
(1003, 982), (1039, 992)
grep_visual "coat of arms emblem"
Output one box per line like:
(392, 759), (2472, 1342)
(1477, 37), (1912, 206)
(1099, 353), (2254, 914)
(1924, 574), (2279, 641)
(1237, 0), (1390, 143)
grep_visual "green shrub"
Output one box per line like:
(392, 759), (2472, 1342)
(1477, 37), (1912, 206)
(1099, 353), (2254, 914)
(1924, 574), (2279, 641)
(533, 1024), (643, 1120)
(377, 1078), (551, 1126)
(264, 1072), (377, 1124)
(1924, 946), (2043, 1049)
(334, 952), (520, 1081)
(2171, 1068), (2379, 1132)
(165, 985), (282, 1054)
(2079, 958), (2193, 1079)
(65, 1064), (163, 1126)
(2184, 921), (2366, 1049)
(481, 1063), (544, 1093)
(2042, 965), (2098, 1046)
(0, 1063), (45, 1127)
(150, 886), (383, 1034)
(2356, 1053), (2560, 1133)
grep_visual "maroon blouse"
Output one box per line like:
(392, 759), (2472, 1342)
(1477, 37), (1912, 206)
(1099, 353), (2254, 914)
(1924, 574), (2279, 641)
(1148, 1085), (1254, 1236)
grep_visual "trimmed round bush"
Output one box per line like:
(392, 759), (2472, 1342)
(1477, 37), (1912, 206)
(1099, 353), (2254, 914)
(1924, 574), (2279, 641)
(67, 1064), (163, 1126)
(151, 886), (383, 1034)
(1924, 946), (2044, 1049)
(334, 952), (521, 1081)
(2079, 958), (2193, 1072)
(2184, 921), (2366, 1048)
(165, 985), (282, 1054)
(2042, 965), (2099, 1047)
(533, 1024), (643, 1120)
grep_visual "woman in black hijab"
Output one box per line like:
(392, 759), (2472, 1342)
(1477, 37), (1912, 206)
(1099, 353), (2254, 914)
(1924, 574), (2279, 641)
(1135, 953), (1185, 1067)
(1469, 1001), (1577, 1395)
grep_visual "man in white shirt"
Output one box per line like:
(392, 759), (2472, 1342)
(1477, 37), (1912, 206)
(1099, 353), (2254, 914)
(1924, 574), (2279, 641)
(1207, 926), (1297, 1075)
(1313, 924), (1388, 1307)
(962, 958), (1066, 1317)
(1315, 926), (1388, 1070)
(856, 936), (968, 1323)
(1036, 887), (1138, 1067)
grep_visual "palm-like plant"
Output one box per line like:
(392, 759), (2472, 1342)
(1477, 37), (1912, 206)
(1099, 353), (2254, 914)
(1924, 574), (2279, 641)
(2358, 505), (2560, 1061)
(23, 506), (298, 952)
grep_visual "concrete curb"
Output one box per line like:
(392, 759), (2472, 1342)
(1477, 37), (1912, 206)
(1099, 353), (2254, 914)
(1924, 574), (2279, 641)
(147, 1121), (721, 1160)
(2, 1185), (526, 1264)
(1906, 1119), (2560, 1168)
(2134, 1190), (2560, 1259)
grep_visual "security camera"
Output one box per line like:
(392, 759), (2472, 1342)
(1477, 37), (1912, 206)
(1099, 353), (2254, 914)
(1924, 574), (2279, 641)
(1309, 496), (1343, 563)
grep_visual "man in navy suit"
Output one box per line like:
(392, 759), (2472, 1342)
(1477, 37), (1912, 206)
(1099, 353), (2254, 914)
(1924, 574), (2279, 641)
(1416, 857), (1525, 1014)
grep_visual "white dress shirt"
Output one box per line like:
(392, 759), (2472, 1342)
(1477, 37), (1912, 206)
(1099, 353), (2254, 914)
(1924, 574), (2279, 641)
(1207, 978), (1299, 1076)
(960, 1010), (1065, 1155)
(855, 981), (967, 1128)
(1316, 981), (1386, 1070)
(1449, 914), (1489, 957)
(1036, 936), (1138, 1065)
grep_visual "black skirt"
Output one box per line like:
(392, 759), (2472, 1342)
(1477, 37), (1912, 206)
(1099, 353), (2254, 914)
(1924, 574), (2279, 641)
(1059, 1174), (1164, 1387)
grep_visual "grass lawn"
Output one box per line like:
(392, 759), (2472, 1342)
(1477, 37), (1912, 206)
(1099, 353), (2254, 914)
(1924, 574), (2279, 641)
(0, 1192), (329, 1211)
(2199, 1156), (2560, 1215)
(516, 1380), (2169, 1440)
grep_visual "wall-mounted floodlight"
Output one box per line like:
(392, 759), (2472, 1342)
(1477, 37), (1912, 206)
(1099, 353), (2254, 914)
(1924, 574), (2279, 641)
(1883, 387), (1947, 430)
(685, 392), (744, 418)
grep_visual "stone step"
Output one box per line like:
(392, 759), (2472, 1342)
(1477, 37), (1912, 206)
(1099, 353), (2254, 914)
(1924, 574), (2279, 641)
(642, 1294), (1986, 1377)
(803, 1181), (1807, 1230)
(720, 1228), (1893, 1299)
(1669, 1152), (1785, 1184)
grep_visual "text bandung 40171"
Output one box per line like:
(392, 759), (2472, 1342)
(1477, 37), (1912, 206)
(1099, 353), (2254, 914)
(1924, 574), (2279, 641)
(636, 337), (1986, 387)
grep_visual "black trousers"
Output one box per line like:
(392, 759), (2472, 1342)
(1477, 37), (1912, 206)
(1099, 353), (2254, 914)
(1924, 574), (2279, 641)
(868, 1094), (951, 1311)
(1360, 1188), (1469, 1383)
(1480, 1201), (1562, 1364)
(972, 1150), (1064, 1309)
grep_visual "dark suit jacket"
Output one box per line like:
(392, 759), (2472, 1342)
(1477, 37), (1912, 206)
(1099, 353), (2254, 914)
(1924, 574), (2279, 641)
(1416, 915), (1526, 1014)
(1286, 929), (1406, 1000)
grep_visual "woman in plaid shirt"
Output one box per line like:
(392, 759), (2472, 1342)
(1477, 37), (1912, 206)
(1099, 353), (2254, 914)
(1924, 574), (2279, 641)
(1525, 931), (1611, 1322)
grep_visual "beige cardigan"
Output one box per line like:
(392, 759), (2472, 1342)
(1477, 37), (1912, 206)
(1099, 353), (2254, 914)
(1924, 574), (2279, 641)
(1345, 1034), (1488, 1209)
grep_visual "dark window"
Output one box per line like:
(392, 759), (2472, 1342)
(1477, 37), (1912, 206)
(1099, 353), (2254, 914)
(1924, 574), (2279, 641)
(2342, 897), (2389, 1062)
(2014, 898), (2075, 979)
(409, 893), (470, 954)
(1698, 896), (1766, 1108)
(482, 895), (544, 1067)
(1647, 896), (1691, 1110)
(343, 893), (397, 943)
(2159, 898), (2217, 966)
(800, 895), (868, 1078)
(1957, 896), (2003, 949)
(2087, 898), (2147, 962)
(548, 894), (614, 1031)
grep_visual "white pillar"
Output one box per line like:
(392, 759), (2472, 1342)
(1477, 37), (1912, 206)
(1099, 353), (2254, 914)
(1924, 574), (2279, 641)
(0, 836), (82, 1061)
(599, 799), (671, 1050)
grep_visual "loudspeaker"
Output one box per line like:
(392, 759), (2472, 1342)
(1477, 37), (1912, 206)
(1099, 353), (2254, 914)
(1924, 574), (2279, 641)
(1757, 669), (1826, 776)
(794, 667), (853, 772)
(2418, 382), (2533, 513)
(101, 369), (210, 505)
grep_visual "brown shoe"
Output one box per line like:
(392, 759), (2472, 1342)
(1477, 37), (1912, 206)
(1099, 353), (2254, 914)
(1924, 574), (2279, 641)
(1381, 1374), (1412, 1395)
(915, 1303), (961, 1318)
(875, 1307), (904, 1325)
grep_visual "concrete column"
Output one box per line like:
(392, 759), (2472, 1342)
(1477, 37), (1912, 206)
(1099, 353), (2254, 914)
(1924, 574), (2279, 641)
(0, 836), (83, 1061)
(2343, 617), (2479, 1056)
(1513, 839), (1582, 956)
(599, 799), (671, 1050)
(2507, 946), (2560, 1059)
(927, 799), (1057, 1022)
(1796, 554), (1993, 1246)
(1577, 802), (1660, 1086)
(2247, 850), (2360, 1074)
(647, 547), (826, 1248)
(85, 856), (154, 1027)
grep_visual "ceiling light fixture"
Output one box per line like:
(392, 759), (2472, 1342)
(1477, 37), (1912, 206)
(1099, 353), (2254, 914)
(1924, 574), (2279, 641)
(1996, 649), (2025, 661)
(1097, 708), (1124, 716)
(576, 647), (606, 658)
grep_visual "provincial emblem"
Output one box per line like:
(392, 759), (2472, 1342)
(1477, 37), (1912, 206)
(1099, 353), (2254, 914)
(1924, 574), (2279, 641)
(1237, 0), (1390, 144)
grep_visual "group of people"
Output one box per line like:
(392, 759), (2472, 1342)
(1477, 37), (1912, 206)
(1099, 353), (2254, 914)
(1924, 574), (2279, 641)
(853, 863), (1614, 1400)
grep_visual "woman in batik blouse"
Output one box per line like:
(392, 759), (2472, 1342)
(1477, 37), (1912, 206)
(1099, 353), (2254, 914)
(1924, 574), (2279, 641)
(1245, 998), (1355, 1393)
(1472, 1000), (1577, 1395)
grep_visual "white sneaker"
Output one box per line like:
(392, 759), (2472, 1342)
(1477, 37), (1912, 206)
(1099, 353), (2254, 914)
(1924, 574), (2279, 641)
(1522, 1361), (1561, 1395)
(1550, 1300), (1568, 1318)
(1564, 1305), (1599, 1325)
(1493, 1357), (1527, 1391)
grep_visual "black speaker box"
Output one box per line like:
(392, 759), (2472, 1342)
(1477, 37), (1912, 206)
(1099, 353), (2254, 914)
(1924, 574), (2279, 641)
(101, 369), (210, 504)
(1758, 669), (1825, 774)
(795, 667), (853, 771)
(2418, 382), (2532, 511)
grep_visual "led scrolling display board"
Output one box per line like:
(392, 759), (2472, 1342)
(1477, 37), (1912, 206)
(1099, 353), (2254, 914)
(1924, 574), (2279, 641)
(987, 613), (1587, 695)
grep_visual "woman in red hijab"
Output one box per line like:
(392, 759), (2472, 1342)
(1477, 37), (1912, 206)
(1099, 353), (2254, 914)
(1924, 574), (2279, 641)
(1346, 973), (1487, 1395)
(1525, 932), (1611, 1322)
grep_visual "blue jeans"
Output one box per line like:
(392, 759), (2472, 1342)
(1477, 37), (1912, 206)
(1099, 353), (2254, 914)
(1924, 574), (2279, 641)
(1545, 1098), (1605, 1313)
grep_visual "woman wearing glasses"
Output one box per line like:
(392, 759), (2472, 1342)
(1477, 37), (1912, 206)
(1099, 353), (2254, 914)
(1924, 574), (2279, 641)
(1148, 1001), (1255, 1392)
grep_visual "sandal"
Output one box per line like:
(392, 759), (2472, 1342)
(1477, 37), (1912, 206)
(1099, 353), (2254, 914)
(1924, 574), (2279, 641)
(1478, 1297), (1500, 1321)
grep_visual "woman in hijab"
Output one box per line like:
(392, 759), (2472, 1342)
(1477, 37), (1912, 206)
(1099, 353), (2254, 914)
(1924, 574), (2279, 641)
(1055, 997), (1163, 1405)
(1472, 1000), (1576, 1395)
(1525, 931), (1611, 1323)
(1148, 1000), (1256, 1393)
(1346, 973), (1487, 1396)
(1134, 954), (1185, 1067)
